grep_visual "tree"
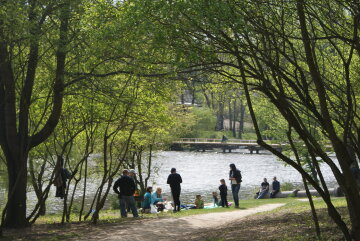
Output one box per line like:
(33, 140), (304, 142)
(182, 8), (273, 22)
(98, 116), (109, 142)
(0, 0), (73, 227)
(125, 0), (360, 239)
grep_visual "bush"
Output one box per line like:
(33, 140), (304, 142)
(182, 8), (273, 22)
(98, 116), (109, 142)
(109, 194), (120, 209)
(192, 108), (216, 133)
(281, 182), (295, 191)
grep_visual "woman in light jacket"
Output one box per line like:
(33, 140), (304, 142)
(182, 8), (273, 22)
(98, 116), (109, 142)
(151, 187), (166, 211)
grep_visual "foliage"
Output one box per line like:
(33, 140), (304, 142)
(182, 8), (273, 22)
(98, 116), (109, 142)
(280, 182), (295, 192)
(122, 0), (360, 239)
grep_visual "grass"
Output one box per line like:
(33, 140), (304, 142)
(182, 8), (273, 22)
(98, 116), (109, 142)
(33, 197), (348, 225)
(34, 197), (308, 224)
(198, 197), (349, 241)
(3, 197), (350, 241)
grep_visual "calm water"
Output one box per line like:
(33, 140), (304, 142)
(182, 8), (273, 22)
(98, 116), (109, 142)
(151, 151), (337, 202)
(0, 151), (338, 214)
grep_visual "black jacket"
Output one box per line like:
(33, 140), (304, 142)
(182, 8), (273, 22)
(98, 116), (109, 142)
(229, 169), (242, 184)
(219, 184), (227, 195)
(167, 173), (182, 190)
(113, 175), (136, 196)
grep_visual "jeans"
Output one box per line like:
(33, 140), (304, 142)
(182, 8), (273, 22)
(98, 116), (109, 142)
(257, 190), (269, 199)
(119, 195), (138, 217)
(231, 184), (241, 207)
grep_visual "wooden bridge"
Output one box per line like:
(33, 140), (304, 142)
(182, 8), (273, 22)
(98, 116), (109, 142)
(171, 138), (283, 154)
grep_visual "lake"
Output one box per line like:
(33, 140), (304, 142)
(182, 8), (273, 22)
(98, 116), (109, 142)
(0, 150), (338, 214)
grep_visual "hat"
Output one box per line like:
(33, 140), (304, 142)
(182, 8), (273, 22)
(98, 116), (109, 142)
(129, 169), (136, 174)
(171, 168), (176, 173)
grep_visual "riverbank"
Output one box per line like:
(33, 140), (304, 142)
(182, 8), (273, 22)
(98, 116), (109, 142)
(1, 197), (347, 240)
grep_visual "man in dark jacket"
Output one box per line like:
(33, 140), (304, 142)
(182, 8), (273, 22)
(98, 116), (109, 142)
(167, 168), (182, 212)
(270, 176), (280, 198)
(113, 169), (138, 218)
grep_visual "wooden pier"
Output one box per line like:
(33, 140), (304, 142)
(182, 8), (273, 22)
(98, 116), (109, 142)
(171, 138), (283, 154)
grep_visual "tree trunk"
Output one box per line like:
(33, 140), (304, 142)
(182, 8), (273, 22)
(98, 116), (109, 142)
(215, 101), (224, 131)
(303, 176), (321, 238)
(228, 100), (232, 131)
(191, 81), (196, 105)
(238, 100), (245, 139)
(201, 87), (212, 108)
(4, 151), (28, 228)
(288, 128), (321, 238)
(79, 157), (88, 221)
(232, 100), (237, 137)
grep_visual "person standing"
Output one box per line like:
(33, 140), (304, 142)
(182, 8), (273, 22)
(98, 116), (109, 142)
(129, 169), (136, 180)
(229, 163), (242, 208)
(219, 179), (229, 207)
(113, 169), (139, 218)
(167, 168), (182, 212)
(270, 176), (280, 198)
(54, 155), (71, 199)
(127, 169), (140, 210)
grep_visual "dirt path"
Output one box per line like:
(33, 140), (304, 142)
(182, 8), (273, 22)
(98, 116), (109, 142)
(74, 203), (284, 241)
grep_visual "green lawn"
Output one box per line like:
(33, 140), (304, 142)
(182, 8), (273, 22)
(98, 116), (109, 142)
(3, 197), (349, 241)
(35, 197), (347, 225)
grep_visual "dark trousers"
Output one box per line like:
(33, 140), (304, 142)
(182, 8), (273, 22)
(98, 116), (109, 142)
(220, 193), (228, 207)
(154, 201), (165, 212)
(55, 186), (65, 199)
(171, 188), (181, 211)
(270, 190), (279, 198)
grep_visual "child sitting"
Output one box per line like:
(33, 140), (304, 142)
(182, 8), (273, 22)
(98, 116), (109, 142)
(194, 194), (204, 209)
(212, 192), (220, 206)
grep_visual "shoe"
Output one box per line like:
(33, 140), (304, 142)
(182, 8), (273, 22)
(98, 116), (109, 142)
(234, 206), (240, 209)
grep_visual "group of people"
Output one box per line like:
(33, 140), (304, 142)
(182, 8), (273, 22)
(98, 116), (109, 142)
(210, 163), (242, 208)
(112, 167), (183, 217)
(112, 164), (244, 217)
(112, 163), (285, 218)
(256, 177), (281, 199)
(142, 187), (166, 213)
(141, 167), (183, 213)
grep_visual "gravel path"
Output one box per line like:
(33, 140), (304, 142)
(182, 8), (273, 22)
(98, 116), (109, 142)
(76, 203), (285, 241)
